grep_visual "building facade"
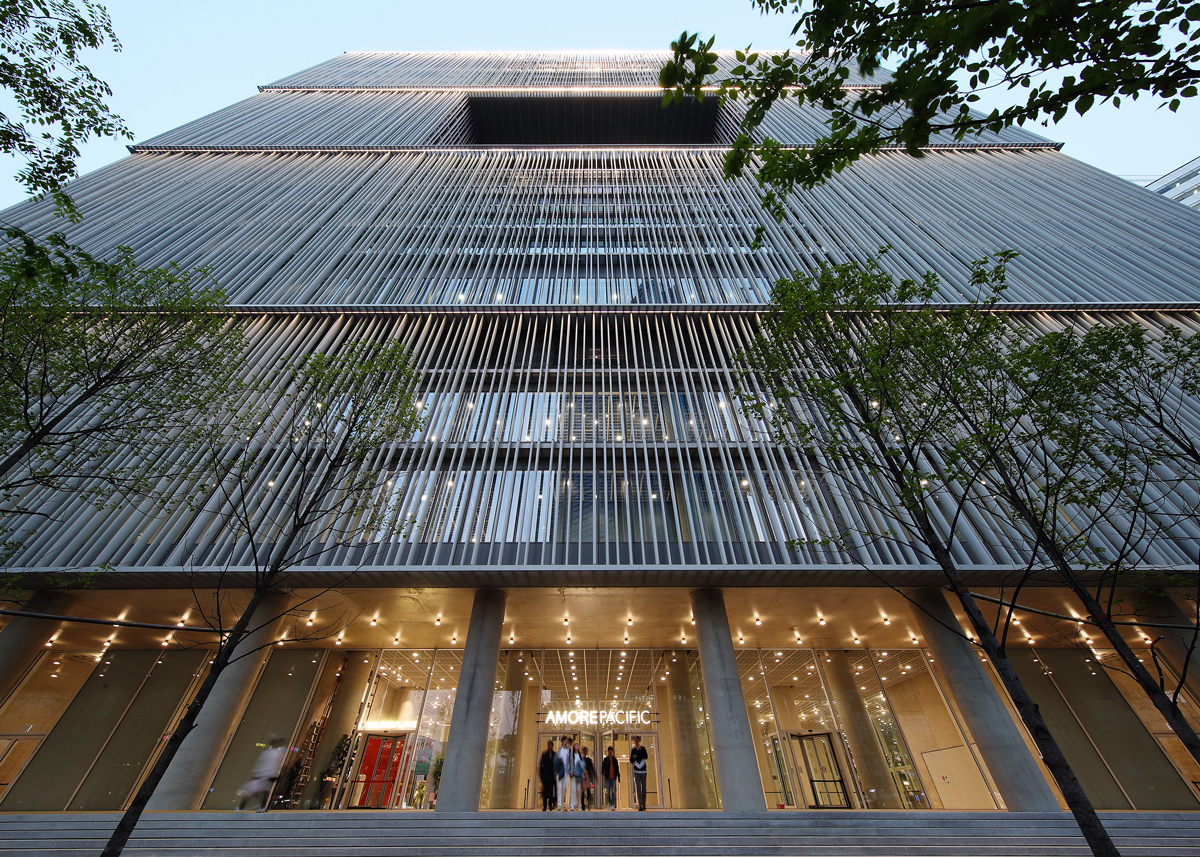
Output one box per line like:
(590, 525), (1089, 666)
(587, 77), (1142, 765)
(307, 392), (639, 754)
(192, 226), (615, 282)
(1149, 154), (1200, 209)
(1, 52), (1199, 818)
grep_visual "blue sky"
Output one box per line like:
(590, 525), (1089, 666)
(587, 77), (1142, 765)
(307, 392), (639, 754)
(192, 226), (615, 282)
(0, 0), (1196, 209)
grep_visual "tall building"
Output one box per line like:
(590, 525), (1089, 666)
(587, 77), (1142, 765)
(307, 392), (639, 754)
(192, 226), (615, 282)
(1149, 154), (1200, 209)
(0, 51), (1199, 840)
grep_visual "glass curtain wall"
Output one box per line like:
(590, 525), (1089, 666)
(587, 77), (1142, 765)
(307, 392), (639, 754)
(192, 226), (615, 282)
(331, 648), (460, 810)
(1009, 647), (1200, 811)
(0, 650), (102, 803)
(740, 648), (1001, 811)
(480, 648), (719, 810)
(1099, 650), (1200, 802)
(0, 649), (207, 811)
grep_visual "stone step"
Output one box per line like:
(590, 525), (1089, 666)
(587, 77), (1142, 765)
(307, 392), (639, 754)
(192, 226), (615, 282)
(0, 811), (1195, 857)
(0, 814), (1090, 828)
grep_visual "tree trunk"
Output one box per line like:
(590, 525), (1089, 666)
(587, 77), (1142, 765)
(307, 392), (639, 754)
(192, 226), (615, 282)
(934, 560), (1121, 857)
(849, 395), (1119, 855)
(905, 505), (1119, 857)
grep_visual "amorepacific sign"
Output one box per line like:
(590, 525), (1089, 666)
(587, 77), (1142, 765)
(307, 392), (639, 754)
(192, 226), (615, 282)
(544, 709), (653, 727)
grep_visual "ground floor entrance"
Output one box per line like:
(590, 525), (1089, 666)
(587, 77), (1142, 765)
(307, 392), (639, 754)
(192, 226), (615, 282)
(788, 732), (851, 808)
(0, 586), (1198, 817)
(535, 730), (662, 810)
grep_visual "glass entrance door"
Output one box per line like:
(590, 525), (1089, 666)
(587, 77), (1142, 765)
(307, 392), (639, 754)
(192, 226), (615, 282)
(536, 731), (599, 809)
(767, 732), (796, 807)
(602, 730), (661, 809)
(790, 733), (850, 808)
(349, 734), (408, 808)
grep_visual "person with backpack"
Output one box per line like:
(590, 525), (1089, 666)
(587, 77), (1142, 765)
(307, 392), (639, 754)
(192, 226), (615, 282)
(539, 739), (557, 811)
(601, 745), (620, 810)
(556, 736), (574, 811)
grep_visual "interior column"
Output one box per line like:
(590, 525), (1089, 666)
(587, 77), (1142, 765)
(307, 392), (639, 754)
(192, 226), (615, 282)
(147, 590), (294, 810)
(488, 647), (537, 808)
(435, 588), (506, 812)
(0, 590), (78, 707)
(908, 587), (1060, 811)
(690, 587), (766, 811)
(666, 654), (709, 808)
(822, 650), (904, 809)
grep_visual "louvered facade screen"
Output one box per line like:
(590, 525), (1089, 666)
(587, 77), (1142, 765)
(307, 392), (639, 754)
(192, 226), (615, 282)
(3, 51), (1200, 589)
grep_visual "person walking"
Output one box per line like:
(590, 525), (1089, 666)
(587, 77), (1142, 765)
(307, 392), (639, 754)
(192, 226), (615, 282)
(601, 745), (620, 810)
(630, 735), (648, 811)
(568, 739), (584, 811)
(237, 738), (287, 812)
(539, 739), (557, 811)
(556, 736), (574, 811)
(580, 745), (596, 810)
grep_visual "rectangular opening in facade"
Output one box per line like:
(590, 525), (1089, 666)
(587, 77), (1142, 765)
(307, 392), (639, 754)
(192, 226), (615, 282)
(468, 96), (719, 145)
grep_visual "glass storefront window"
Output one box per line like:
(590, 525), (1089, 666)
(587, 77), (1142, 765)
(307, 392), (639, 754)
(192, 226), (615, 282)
(741, 647), (1002, 812)
(0, 649), (208, 812)
(667, 649), (719, 810)
(746, 648), (859, 809)
(334, 648), (459, 810)
(871, 649), (997, 809)
(1018, 647), (1200, 811)
(0, 651), (103, 804)
(740, 648), (790, 808)
(480, 649), (537, 809)
(203, 649), (323, 810)
(1097, 650), (1200, 800)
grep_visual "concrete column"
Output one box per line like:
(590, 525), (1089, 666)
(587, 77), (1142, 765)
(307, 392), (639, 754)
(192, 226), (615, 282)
(1137, 594), (1200, 705)
(435, 588), (506, 812)
(298, 653), (373, 808)
(147, 590), (294, 810)
(0, 591), (78, 707)
(822, 650), (904, 809)
(690, 588), (766, 812)
(909, 587), (1060, 812)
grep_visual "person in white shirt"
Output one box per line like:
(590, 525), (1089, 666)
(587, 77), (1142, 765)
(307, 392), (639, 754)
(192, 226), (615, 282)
(237, 738), (287, 812)
(556, 736), (574, 811)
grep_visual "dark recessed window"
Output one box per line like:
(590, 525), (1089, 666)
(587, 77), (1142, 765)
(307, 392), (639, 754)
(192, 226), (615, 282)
(468, 96), (718, 145)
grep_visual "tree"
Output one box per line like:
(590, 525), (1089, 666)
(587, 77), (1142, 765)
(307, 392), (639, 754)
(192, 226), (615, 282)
(736, 254), (1120, 855)
(660, 0), (1200, 222)
(0, 0), (129, 217)
(1056, 321), (1200, 702)
(101, 335), (423, 857)
(0, 229), (243, 554)
(934, 319), (1200, 768)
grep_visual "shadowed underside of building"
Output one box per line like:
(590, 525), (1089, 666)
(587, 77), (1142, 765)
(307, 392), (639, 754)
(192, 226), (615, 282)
(1, 51), (1199, 855)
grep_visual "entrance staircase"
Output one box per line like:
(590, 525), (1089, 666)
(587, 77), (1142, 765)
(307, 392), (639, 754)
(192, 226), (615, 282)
(1, 810), (1198, 856)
